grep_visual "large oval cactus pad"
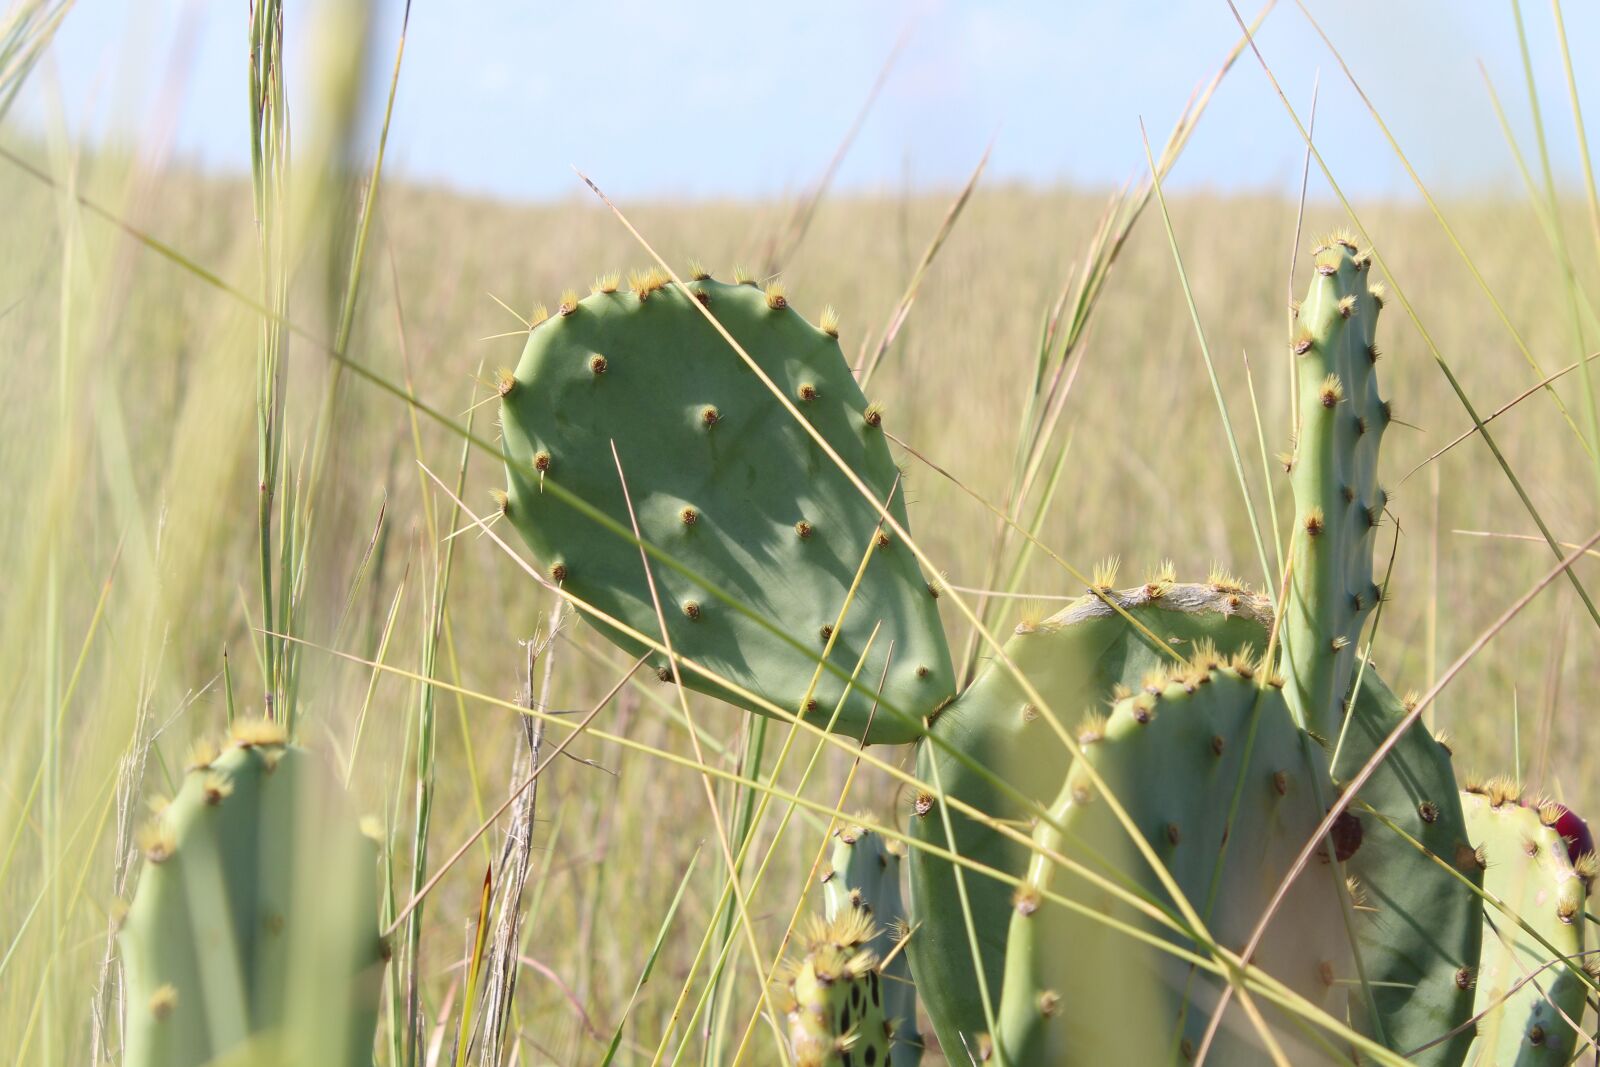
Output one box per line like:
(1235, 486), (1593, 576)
(500, 274), (954, 744)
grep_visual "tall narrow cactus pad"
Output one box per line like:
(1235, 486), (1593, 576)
(993, 655), (1357, 1064)
(1462, 783), (1591, 1063)
(825, 819), (921, 1066)
(499, 272), (953, 744)
(1282, 236), (1388, 740)
(908, 581), (1275, 1056)
(119, 725), (382, 1067)
(779, 911), (896, 1067)
(1332, 674), (1480, 1066)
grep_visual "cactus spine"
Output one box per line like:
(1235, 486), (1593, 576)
(119, 722), (382, 1067)
(779, 911), (896, 1067)
(825, 819), (921, 1066)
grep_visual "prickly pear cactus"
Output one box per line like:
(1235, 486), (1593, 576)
(498, 270), (953, 744)
(779, 911), (896, 1067)
(1462, 781), (1592, 1064)
(1333, 674), (1479, 1066)
(824, 818), (921, 1066)
(1281, 235), (1389, 741)
(907, 582), (1481, 1065)
(907, 577), (1276, 1055)
(991, 649), (1358, 1064)
(119, 722), (383, 1067)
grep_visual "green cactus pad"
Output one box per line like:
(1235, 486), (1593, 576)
(991, 656), (1356, 1065)
(1462, 784), (1590, 1064)
(907, 581), (1274, 1055)
(1282, 236), (1389, 741)
(119, 726), (382, 1067)
(499, 272), (953, 745)
(908, 583), (1478, 1063)
(1333, 673), (1480, 1067)
(825, 818), (922, 1066)
(780, 911), (896, 1067)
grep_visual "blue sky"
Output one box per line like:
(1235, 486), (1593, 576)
(16, 1), (1600, 203)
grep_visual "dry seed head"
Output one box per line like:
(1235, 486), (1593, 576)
(764, 282), (787, 310)
(592, 270), (620, 294)
(557, 289), (579, 316)
(819, 305), (840, 337)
